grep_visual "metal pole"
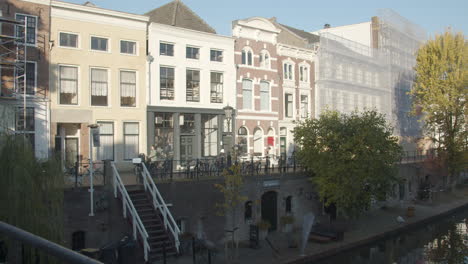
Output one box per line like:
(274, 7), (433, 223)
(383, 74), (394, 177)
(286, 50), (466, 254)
(0, 221), (103, 264)
(23, 19), (27, 141)
(89, 128), (94, 216)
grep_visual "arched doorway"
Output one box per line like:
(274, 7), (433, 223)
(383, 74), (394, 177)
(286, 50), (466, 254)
(261, 191), (277, 231)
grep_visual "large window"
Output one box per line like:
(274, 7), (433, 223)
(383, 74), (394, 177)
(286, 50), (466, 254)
(16, 14), (36, 45)
(90, 68), (108, 106)
(202, 114), (218, 157)
(59, 65), (78, 105)
(120, 40), (136, 55)
(15, 107), (35, 149)
(154, 113), (174, 159)
(285, 93), (293, 118)
(180, 114), (195, 134)
(17, 62), (36, 95)
(253, 128), (263, 156)
(260, 81), (270, 111)
(242, 79), (252, 110)
(210, 49), (223, 62)
(124, 122), (139, 160)
(59, 32), (78, 48)
(300, 95), (308, 118)
(186, 69), (200, 102)
(186, 46), (199, 59)
(241, 48), (253, 66)
(160, 42), (174, 56)
(259, 50), (270, 69)
(91, 36), (108, 52)
(120, 71), (136, 107)
(238, 127), (248, 156)
(210, 72), (223, 103)
(97, 122), (114, 161)
(160, 67), (175, 100)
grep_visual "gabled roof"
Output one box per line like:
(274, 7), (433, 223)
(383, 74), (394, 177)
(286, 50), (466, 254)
(279, 23), (320, 44)
(145, 0), (216, 34)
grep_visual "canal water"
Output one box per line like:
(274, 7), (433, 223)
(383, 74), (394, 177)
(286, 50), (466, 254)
(315, 209), (468, 264)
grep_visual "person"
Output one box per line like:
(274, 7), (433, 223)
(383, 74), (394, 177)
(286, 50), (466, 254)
(148, 145), (157, 162)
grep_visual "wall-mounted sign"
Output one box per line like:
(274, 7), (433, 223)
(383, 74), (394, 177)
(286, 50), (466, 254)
(263, 180), (280, 188)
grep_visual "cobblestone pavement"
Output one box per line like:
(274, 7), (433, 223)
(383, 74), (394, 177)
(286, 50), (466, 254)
(162, 185), (468, 264)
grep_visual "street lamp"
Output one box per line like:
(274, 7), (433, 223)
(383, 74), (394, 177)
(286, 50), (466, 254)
(88, 124), (100, 217)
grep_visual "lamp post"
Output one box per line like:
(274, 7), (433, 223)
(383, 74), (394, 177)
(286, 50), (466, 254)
(88, 124), (100, 217)
(223, 105), (234, 155)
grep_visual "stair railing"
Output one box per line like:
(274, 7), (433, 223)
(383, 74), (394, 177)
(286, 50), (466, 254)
(141, 162), (181, 252)
(111, 162), (150, 261)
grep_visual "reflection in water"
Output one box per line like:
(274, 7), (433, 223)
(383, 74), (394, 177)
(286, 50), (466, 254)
(316, 210), (468, 264)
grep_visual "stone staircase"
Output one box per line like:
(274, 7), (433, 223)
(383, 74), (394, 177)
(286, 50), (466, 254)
(127, 188), (178, 262)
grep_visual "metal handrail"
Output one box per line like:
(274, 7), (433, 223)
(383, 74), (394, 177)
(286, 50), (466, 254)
(141, 162), (181, 252)
(111, 162), (150, 262)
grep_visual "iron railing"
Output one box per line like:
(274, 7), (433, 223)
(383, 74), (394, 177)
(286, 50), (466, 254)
(145, 155), (303, 181)
(65, 161), (105, 187)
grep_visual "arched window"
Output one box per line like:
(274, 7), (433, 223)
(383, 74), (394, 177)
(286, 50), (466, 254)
(259, 50), (270, 69)
(260, 81), (270, 111)
(241, 47), (253, 66)
(242, 79), (253, 110)
(285, 196), (292, 213)
(253, 128), (263, 156)
(283, 62), (294, 80)
(238, 127), (248, 156)
(244, 201), (253, 221)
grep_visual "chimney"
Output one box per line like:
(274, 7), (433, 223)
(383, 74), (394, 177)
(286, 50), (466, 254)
(271, 17), (277, 22)
(324, 23), (331, 29)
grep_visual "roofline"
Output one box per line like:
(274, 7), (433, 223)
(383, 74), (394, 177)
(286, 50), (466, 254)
(277, 23), (308, 42)
(149, 22), (234, 40)
(51, 0), (149, 22)
(312, 21), (371, 32)
(235, 17), (281, 33)
(277, 43), (318, 54)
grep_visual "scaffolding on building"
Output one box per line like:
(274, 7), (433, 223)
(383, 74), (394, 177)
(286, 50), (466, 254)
(0, 15), (28, 133)
(316, 9), (426, 149)
(316, 32), (393, 122)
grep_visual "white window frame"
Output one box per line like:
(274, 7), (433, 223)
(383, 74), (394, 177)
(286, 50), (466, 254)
(160, 42), (175, 56)
(90, 35), (110, 53)
(119, 39), (138, 56)
(237, 126), (249, 156)
(58, 64), (80, 106)
(242, 79), (253, 110)
(96, 121), (115, 161)
(259, 50), (271, 69)
(300, 93), (310, 119)
(284, 91), (295, 119)
(119, 69), (138, 108)
(14, 60), (37, 95)
(159, 65), (175, 101)
(58, 31), (80, 49)
(15, 13), (38, 46)
(123, 121), (140, 161)
(210, 49), (223, 62)
(186, 45), (200, 60)
(283, 60), (295, 81)
(259, 80), (270, 112)
(89, 67), (111, 107)
(253, 127), (264, 156)
(241, 47), (254, 66)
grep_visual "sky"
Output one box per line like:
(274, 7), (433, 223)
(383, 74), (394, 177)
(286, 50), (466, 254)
(66, 0), (467, 37)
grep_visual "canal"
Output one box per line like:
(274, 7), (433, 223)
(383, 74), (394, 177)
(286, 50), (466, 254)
(315, 209), (468, 264)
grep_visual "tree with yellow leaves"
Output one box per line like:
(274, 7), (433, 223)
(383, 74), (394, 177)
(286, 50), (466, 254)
(411, 30), (467, 186)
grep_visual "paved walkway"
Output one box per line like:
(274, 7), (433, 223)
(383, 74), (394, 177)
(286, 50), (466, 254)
(164, 185), (468, 264)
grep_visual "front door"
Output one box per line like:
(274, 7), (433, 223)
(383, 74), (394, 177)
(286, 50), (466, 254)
(261, 191), (278, 231)
(180, 136), (194, 163)
(65, 138), (79, 169)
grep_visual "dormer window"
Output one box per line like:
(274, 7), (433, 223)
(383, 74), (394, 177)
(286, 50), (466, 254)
(259, 50), (270, 69)
(241, 47), (253, 66)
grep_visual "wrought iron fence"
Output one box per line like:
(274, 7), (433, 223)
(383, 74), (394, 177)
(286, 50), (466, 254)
(144, 155), (304, 181)
(400, 149), (439, 163)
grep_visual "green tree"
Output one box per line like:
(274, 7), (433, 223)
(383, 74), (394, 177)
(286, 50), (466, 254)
(0, 134), (64, 263)
(410, 30), (467, 186)
(293, 110), (402, 218)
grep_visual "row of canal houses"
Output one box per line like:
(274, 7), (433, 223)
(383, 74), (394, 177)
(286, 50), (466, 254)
(0, 0), (424, 168)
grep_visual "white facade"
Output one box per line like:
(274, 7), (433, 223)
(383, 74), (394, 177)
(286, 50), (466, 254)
(313, 22), (372, 48)
(148, 23), (236, 109)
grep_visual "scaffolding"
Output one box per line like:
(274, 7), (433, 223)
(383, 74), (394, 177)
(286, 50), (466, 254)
(316, 32), (393, 121)
(316, 9), (426, 148)
(0, 15), (28, 133)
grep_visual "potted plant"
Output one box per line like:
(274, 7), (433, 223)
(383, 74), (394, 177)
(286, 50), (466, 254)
(280, 215), (295, 233)
(257, 220), (271, 240)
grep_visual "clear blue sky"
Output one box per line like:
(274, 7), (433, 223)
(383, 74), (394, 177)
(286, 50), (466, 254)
(67, 0), (467, 37)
